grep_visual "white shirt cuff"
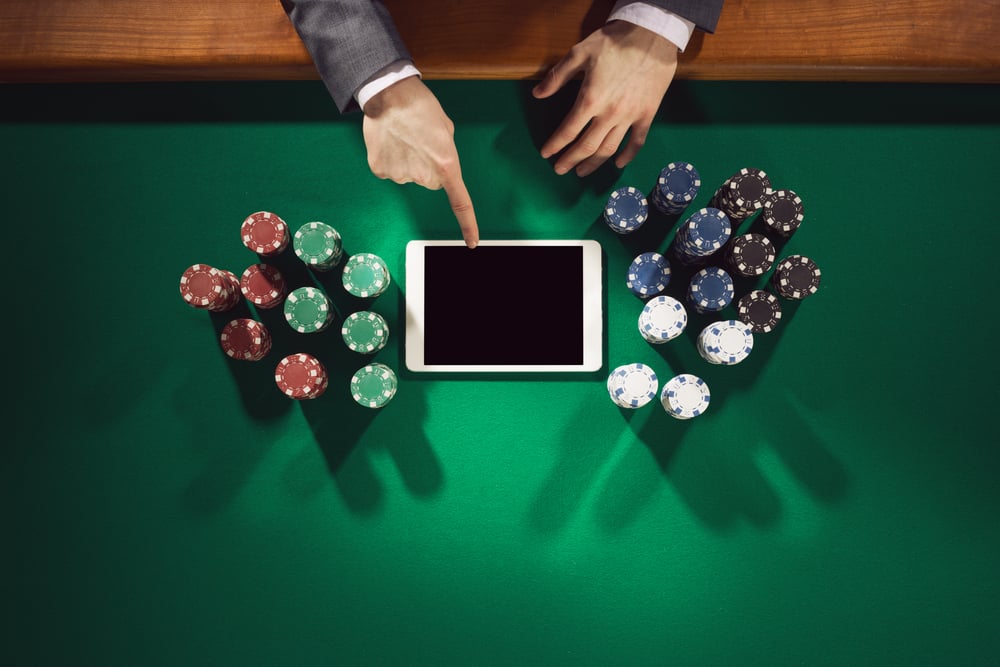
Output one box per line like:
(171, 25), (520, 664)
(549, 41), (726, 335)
(609, 1), (696, 52)
(355, 61), (422, 111)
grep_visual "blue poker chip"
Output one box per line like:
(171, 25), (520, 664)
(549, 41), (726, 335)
(653, 162), (701, 214)
(626, 252), (671, 297)
(603, 186), (648, 234)
(683, 208), (731, 250)
(687, 267), (734, 312)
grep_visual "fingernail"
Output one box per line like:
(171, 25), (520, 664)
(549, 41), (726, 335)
(554, 166), (567, 175)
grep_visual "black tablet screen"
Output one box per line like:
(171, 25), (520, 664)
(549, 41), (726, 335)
(423, 245), (584, 365)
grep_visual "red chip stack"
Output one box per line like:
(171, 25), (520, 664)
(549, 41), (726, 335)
(220, 319), (272, 361)
(179, 264), (242, 312)
(274, 353), (329, 399)
(241, 211), (290, 256)
(240, 263), (287, 309)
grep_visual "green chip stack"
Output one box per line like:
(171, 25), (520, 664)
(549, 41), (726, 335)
(342, 253), (390, 298)
(283, 286), (334, 333)
(350, 363), (397, 408)
(341, 311), (389, 354)
(293, 222), (343, 271)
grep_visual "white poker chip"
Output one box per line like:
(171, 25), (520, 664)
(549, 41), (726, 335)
(607, 363), (658, 409)
(638, 295), (688, 344)
(661, 374), (711, 419)
(698, 320), (753, 365)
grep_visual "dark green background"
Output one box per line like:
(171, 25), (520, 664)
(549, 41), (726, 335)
(3, 80), (999, 665)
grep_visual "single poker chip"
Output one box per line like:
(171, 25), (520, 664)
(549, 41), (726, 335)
(342, 253), (391, 298)
(661, 374), (711, 420)
(607, 363), (658, 409)
(341, 311), (389, 354)
(240, 263), (287, 309)
(275, 353), (328, 399)
(179, 264), (226, 309)
(773, 254), (822, 300)
(763, 189), (804, 237)
(351, 362), (398, 408)
(726, 233), (776, 277)
(293, 221), (343, 270)
(241, 211), (290, 256)
(220, 318), (272, 361)
(604, 186), (648, 234)
(737, 290), (782, 333)
(652, 162), (701, 214)
(626, 252), (671, 297)
(688, 267), (734, 312)
(284, 286), (333, 333)
(638, 295), (687, 344)
(699, 320), (754, 365)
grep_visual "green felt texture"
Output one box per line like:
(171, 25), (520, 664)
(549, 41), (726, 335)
(3, 80), (1000, 665)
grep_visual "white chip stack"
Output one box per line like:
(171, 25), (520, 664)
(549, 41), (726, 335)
(607, 363), (659, 409)
(697, 320), (754, 365)
(638, 295), (688, 344)
(661, 374), (711, 419)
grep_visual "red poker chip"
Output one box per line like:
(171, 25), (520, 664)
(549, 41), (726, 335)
(180, 264), (230, 310)
(214, 269), (243, 312)
(220, 319), (272, 361)
(241, 211), (290, 256)
(240, 263), (287, 309)
(275, 353), (328, 399)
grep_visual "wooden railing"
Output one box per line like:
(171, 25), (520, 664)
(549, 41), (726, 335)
(2, 0), (998, 83)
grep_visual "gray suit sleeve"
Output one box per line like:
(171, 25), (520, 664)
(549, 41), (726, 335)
(281, 0), (412, 113)
(640, 0), (724, 33)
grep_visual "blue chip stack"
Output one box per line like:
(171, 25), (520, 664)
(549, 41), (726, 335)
(626, 252), (671, 298)
(603, 186), (648, 234)
(687, 267), (735, 315)
(670, 207), (732, 266)
(651, 162), (701, 215)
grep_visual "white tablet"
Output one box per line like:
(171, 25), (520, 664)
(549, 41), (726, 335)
(405, 240), (603, 372)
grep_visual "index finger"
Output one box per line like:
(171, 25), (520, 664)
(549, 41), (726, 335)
(443, 174), (479, 248)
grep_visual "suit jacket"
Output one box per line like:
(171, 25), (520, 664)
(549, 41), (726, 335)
(282, 1), (724, 113)
(647, 0), (723, 33)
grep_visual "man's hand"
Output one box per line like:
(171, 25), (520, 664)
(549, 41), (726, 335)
(363, 76), (479, 248)
(533, 21), (679, 178)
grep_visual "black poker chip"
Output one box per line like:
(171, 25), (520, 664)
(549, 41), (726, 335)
(773, 254), (822, 300)
(737, 290), (783, 333)
(763, 189), (804, 237)
(725, 233), (776, 277)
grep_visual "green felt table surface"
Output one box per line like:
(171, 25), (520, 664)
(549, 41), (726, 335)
(3, 80), (1000, 666)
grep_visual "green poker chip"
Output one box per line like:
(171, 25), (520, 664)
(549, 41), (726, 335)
(350, 362), (397, 408)
(293, 221), (343, 271)
(342, 253), (390, 298)
(283, 286), (333, 333)
(341, 311), (389, 354)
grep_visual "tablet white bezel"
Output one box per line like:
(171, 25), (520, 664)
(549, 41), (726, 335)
(405, 239), (603, 372)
